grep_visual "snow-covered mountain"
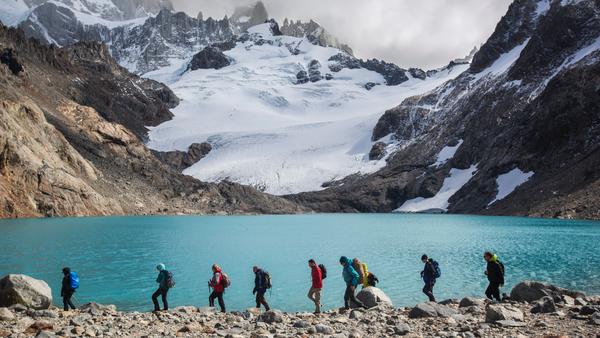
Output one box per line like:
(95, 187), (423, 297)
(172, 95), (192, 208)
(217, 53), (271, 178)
(290, 0), (600, 219)
(145, 21), (469, 194)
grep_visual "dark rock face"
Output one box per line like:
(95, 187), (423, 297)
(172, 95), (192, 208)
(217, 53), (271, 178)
(369, 142), (387, 160)
(266, 19), (283, 36)
(0, 49), (23, 75)
(287, 0), (600, 220)
(153, 142), (212, 171)
(230, 1), (269, 31)
(469, 0), (539, 73)
(188, 46), (231, 71)
(296, 70), (309, 84)
(308, 59), (322, 82)
(364, 82), (378, 91)
(327, 53), (409, 86)
(328, 53), (361, 72)
(408, 68), (426, 80)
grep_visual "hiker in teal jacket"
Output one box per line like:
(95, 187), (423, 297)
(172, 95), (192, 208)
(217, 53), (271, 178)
(152, 264), (169, 312)
(340, 256), (366, 309)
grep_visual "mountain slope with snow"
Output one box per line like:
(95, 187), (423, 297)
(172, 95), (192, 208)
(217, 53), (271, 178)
(146, 23), (469, 194)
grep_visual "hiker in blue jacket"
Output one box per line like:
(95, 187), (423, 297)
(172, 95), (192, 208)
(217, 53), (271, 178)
(339, 256), (366, 310)
(252, 266), (270, 311)
(61, 267), (77, 311)
(152, 263), (169, 312)
(420, 254), (437, 302)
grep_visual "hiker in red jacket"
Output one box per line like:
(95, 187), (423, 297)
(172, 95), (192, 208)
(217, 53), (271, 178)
(208, 264), (226, 312)
(308, 259), (323, 314)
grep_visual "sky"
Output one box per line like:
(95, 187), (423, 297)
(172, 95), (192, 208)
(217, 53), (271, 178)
(171, 0), (512, 70)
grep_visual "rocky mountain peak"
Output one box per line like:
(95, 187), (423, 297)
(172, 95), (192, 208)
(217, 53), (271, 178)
(230, 1), (269, 31)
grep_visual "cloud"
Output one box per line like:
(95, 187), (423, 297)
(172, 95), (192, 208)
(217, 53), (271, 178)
(171, 0), (511, 69)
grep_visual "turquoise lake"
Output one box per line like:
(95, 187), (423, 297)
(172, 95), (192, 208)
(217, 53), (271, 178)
(1, 214), (599, 312)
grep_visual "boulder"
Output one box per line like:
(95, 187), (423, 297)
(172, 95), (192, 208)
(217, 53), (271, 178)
(188, 46), (231, 71)
(589, 312), (600, 326)
(79, 302), (117, 315)
(530, 296), (556, 313)
(296, 70), (309, 84)
(259, 310), (284, 324)
(315, 324), (334, 334)
(459, 297), (485, 308)
(485, 304), (524, 323)
(409, 302), (458, 318)
(510, 281), (585, 303)
(0, 307), (14, 321)
(394, 322), (411, 335)
(369, 142), (387, 160)
(355, 287), (393, 309)
(307, 59), (323, 82)
(579, 305), (599, 315)
(0, 275), (52, 310)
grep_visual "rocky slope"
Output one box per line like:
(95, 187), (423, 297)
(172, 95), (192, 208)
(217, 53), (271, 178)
(0, 23), (304, 218)
(288, 0), (600, 220)
(1, 279), (599, 337)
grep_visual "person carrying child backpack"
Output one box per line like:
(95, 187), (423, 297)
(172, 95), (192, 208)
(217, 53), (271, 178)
(61, 267), (79, 311)
(208, 264), (229, 313)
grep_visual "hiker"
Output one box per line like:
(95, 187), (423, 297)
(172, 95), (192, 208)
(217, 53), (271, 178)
(340, 256), (366, 310)
(208, 264), (227, 312)
(484, 251), (505, 302)
(252, 266), (271, 311)
(352, 258), (370, 288)
(307, 259), (323, 314)
(61, 267), (78, 311)
(420, 254), (437, 302)
(152, 263), (171, 312)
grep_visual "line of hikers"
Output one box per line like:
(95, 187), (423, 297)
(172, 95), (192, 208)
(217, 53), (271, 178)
(59, 251), (506, 313)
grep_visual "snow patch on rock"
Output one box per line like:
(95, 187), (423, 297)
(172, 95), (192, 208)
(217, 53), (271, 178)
(430, 140), (463, 167)
(395, 165), (478, 213)
(488, 168), (534, 206)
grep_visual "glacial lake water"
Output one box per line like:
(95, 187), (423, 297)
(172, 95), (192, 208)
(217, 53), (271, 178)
(1, 214), (599, 312)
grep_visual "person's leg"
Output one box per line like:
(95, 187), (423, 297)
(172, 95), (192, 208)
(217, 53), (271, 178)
(161, 288), (169, 310)
(423, 282), (436, 302)
(63, 295), (69, 311)
(217, 292), (226, 313)
(308, 287), (315, 303)
(347, 285), (366, 309)
(314, 288), (321, 313)
(344, 285), (351, 309)
(257, 292), (270, 311)
(67, 291), (76, 310)
(255, 293), (261, 308)
(152, 288), (161, 311)
(492, 284), (501, 301)
(209, 290), (216, 307)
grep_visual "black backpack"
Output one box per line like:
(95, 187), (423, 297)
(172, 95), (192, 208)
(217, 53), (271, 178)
(318, 264), (327, 279)
(165, 271), (175, 288)
(498, 261), (505, 277)
(263, 271), (272, 289)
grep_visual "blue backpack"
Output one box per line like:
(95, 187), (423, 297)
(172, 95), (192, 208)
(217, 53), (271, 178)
(69, 272), (80, 290)
(432, 260), (441, 279)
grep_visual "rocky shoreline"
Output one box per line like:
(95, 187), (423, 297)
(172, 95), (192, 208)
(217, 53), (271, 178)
(1, 277), (599, 338)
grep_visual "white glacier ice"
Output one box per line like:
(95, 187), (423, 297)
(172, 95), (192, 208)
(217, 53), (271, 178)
(146, 23), (469, 195)
(488, 168), (534, 206)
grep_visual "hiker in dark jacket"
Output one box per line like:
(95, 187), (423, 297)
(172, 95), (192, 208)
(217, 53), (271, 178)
(208, 264), (226, 312)
(420, 254), (436, 302)
(484, 251), (504, 301)
(252, 266), (270, 311)
(61, 267), (76, 311)
(152, 263), (169, 312)
(340, 256), (367, 310)
(308, 259), (323, 314)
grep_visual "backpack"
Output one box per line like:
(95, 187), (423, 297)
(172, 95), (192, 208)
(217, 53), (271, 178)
(263, 271), (272, 289)
(498, 261), (505, 277)
(431, 260), (441, 279)
(318, 264), (327, 279)
(220, 272), (231, 288)
(69, 272), (80, 290)
(165, 271), (175, 288)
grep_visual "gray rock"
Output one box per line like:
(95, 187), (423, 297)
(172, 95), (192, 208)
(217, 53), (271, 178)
(0, 307), (14, 321)
(369, 142), (387, 160)
(575, 297), (588, 306)
(439, 299), (460, 306)
(589, 312), (600, 325)
(580, 305), (599, 315)
(293, 320), (310, 328)
(188, 46), (231, 71)
(459, 297), (485, 308)
(355, 287), (393, 309)
(409, 302), (458, 318)
(364, 82), (377, 91)
(0, 274), (52, 310)
(296, 70), (309, 84)
(530, 296), (556, 313)
(10, 303), (27, 312)
(349, 309), (363, 319)
(259, 310), (284, 324)
(510, 281), (585, 303)
(315, 323), (334, 334)
(30, 309), (58, 318)
(394, 322), (411, 335)
(308, 59), (323, 82)
(495, 320), (527, 327)
(35, 331), (58, 338)
(485, 304), (524, 323)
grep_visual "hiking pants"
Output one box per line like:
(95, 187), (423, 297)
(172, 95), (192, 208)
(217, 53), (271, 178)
(485, 282), (501, 301)
(62, 290), (76, 311)
(152, 287), (169, 311)
(209, 290), (226, 312)
(422, 280), (436, 302)
(344, 284), (365, 309)
(255, 291), (270, 311)
(307, 287), (321, 313)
